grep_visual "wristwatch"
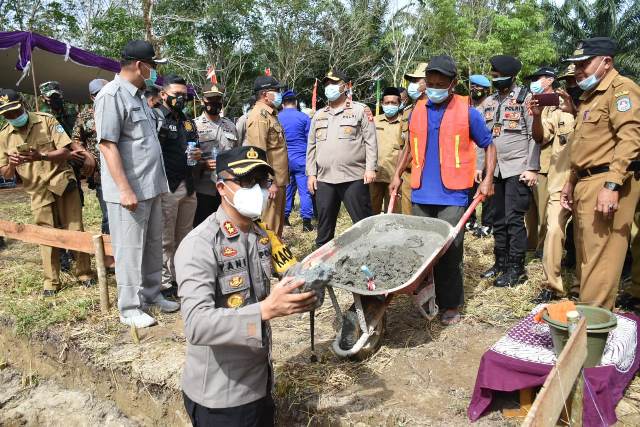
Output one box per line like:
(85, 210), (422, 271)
(40, 152), (48, 161)
(604, 181), (620, 191)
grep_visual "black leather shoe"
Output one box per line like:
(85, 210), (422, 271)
(81, 278), (97, 288)
(60, 251), (73, 272)
(481, 253), (507, 279)
(495, 260), (527, 288)
(43, 289), (58, 297)
(617, 293), (640, 311)
(302, 219), (314, 232)
(532, 289), (558, 304)
(162, 282), (179, 299)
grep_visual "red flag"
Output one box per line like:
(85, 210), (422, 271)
(206, 66), (218, 84)
(265, 67), (271, 76)
(311, 79), (318, 111)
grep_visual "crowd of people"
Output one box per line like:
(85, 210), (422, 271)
(1, 36), (639, 425)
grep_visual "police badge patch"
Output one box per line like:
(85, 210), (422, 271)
(616, 96), (632, 112)
(55, 124), (65, 133)
(184, 121), (193, 131)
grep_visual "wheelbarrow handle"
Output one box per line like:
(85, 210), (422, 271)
(387, 191), (398, 214)
(454, 194), (485, 235)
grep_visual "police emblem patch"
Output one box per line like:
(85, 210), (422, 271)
(222, 247), (237, 257)
(247, 148), (258, 159)
(184, 121), (193, 131)
(227, 293), (244, 308)
(508, 120), (518, 129)
(616, 96), (632, 112)
(229, 276), (244, 288)
(55, 124), (65, 133)
(223, 221), (238, 237)
(259, 237), (269, 245)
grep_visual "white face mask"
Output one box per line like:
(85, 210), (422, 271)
(223, 183), (268, 220)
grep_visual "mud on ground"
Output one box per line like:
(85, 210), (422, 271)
(1, 186), (640, 426)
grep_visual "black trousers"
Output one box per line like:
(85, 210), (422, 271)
(481, 194), (495, 227)
(183, 392), (274, 427)
(493, 175), (530, 259)
(412, 204), (465, 310)
(193, 192), (222, 227)
(315, 180), (372, 247)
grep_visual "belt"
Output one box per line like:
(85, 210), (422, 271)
(576, 160), (640, 179)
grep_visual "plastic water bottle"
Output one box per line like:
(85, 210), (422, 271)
(186, 141), (198, 166)
(210, 147), (219, 183)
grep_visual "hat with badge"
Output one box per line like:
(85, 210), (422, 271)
(0, 89), (22, 115)
(216, 146), (274, 177)
(203, 82), (225, 97)
(469, 74), (491, 88)
(253, 76), (282, 93)
(557, 64), (576, 80)
(490, 55), (522, 76)
(88, 79), (109, 96)
(121, 40), (167, 65)
(323, 69), (350, 84)
(525, 66), (557, 80)
(404, 62), (428, 80)
(426, 55), (457, 77)
(39, 81), (63, 97)
(565, 37), (617, 62)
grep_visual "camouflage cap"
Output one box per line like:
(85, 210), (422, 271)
(39, 81), (63, 97)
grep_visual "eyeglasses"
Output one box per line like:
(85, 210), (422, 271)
(221, 176), (273, 189)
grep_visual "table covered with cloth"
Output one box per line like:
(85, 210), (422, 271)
(468, 306), (640, 426)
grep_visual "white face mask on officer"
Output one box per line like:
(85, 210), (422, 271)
(222, 183), (268, 221)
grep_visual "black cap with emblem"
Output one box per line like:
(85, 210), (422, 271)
(216, 146), (274, 177)
(490, 55), (522, 76)
(525, 66), (557, 80)
(323, 68), (350, 84)
(253, 76), (282, 93)
(0, 89), (22, 115)
(565, 37), (617, 62)
(121, 40), (167, 64)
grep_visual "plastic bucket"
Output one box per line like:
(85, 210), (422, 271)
(542, 305), (617, 368)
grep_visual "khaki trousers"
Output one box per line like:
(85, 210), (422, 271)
(526, 174), (549, 251)
(262, 186), (286, 238)
(370, 181), (399, 215)
(33, 184), (93, 291)
(574, 175), (640, 309)
(542, 192), (571, 294)
(161, 181), (197, 288)
(629, 204), (640, 297)
(400, 171), (413, 215)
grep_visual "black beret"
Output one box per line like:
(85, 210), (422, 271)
(490, 55), (522, 76)
(382, 87), (400, 97)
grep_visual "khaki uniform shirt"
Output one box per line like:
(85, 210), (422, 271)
(373, 113), (402, 183)
(541, 106), (575, 193)
(175, 206), (273, 409)
(306, 100), (378, 184)
(480, 86), (540, 178)
(570, 69), (640, 185)
(94, 74), (168, 203)
(400, 105), (413, 174)
(246, 101), (289, 186)
(194, 113), (239, 196)
(538, 108), (553, 175)
(0, 112), (75, 209)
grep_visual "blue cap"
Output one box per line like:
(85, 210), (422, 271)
(282, 89), (296, 100)
(469, 75), (491, 88)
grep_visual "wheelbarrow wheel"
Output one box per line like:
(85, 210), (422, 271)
(339, 310), (386, 361)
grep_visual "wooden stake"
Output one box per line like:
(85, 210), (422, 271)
(29, 44), (39, 112)
(92, 234), (110, 313)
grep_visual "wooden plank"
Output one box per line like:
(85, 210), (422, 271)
(503, 388), (535, 418)
(0, 219), (113, 256)
(522, 317), (587, 427)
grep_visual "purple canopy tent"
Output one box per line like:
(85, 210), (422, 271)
(0, 31), (120, 104)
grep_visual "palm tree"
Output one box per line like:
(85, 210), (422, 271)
(543, 0), (640, 78)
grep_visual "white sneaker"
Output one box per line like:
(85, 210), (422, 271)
(143, 295), (180, 313)
(119, 310), (157, 328)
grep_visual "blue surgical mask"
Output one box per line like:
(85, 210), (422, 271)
(382, 105), (399, 117)
(577, 59), (604, 91)
(144, 65), (158, 88)
(407, 82), (422, 100)
(271, 92), (282, 108)
(324, 84), (342, 102)
(399, 102), (405, 111)
(426, 87), (450, 104)
(529, 80), (544, 94)
(8, 112), (28, 128)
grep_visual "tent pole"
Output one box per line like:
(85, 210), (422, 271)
(30, 54), (39, 112)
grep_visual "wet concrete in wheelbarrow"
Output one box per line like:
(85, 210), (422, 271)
(325, 220), (448, 291)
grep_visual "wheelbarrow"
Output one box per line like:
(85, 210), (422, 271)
(296, 195), (484, 360)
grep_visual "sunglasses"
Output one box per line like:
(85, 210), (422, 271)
(221, 176), (273, 189)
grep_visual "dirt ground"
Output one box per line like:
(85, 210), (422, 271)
(1, 185), (640, 426)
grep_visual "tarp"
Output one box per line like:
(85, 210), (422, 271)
(0, 31), (119, 104)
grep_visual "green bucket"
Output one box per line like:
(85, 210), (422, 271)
(542, 305), (617, 368)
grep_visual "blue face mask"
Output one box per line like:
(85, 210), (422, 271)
(324, 84), (342, 102)
(382, 105), (399, 117)
(144, 65), (158, 88)
(271, 92), (282, 108)
(529, 80), (544, 94)
(8, 112), (28, 128)
(577, 59), (605, 91)
(407, 82), (422, 100)
(426, 87), (450, 104)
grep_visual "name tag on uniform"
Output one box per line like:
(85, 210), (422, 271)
(169, 124), (177, 131)
(492, 123), (502, 137)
